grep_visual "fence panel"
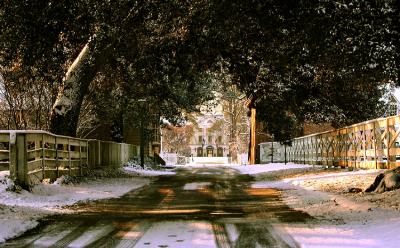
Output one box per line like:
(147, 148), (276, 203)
(287, 115), (400, 169)
(0, 133), (10, 171)
(0, 130), (137, 188)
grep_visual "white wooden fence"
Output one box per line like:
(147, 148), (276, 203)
(0, 130), (137, 188)
(287, 115), (400, 169)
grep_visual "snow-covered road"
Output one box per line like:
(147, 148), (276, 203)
(0, 171), (150, 243)
(1, 163), (400, 247)
(2, 165), (309, 247)
(252, 166), (400, 248)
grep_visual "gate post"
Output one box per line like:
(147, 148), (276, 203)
(9, 132), (28, 188)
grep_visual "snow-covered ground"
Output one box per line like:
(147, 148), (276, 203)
(0, 171), (150, 243)
(229, 163), (313, 174)
(123, 162), (176, 176)
(135, 221), (216, 248)
(252, 167), (400, 248)
(123, 166), (176, 176)
(123, 163), (400, 247)
(176, 162), (313, 173)
(1, 162), (400, 247)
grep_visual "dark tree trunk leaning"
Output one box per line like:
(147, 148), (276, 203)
(50, 40), (105, 137)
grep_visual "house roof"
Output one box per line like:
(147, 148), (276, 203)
(393, 88), (400, 103)
(380, 85), (400, 105)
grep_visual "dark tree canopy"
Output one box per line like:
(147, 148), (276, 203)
(190, 0), (399, 141)
(0, 0), (398, 140)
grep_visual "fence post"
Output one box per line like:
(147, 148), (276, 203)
(284, 143), (287, 164)
(68, 138), (71, 176)
(363, 124), (367, 168)
(88, 140), (101, 168)
(79, 140), (82, 176)
(85, 140), (89, 171)
(117, 143), (121, 166)
(41, 133), (45, 179)
(9, 133), (28, 188)
(345, 128), (349, 168)
(9, 131), (17, 182)
(55, 136), (59, 178)
(271, 141), (274, 163)
(18, 134), (28, 187)
(373, 121), (377, 169)
(301, 137), (306, 164)
(386, 118), (390, 169)
(336, 130), (340, 167)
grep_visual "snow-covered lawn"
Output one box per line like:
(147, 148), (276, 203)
(123, 162), (176, 176)
(252, 167), (400, 248)
(0, 171), (149, 243)
(230, 163), (313, 174)
(175, 162), (313, 174)
(123, 166), (176, 176)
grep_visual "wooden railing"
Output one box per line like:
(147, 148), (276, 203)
(287, 115), (400, 169)
(0, 130), (138, 188)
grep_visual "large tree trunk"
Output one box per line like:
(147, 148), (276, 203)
(50, 40), (102, 136)
(49, 5), (138, 136)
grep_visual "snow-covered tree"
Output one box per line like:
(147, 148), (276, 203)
(161, 125), (194, 156)
(1, 0), (397, 140)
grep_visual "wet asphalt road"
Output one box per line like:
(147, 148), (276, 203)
(2, 166), (311, 248)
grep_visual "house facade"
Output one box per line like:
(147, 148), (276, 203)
(188, 114), (229, 157)
(383, 88), (400, 117)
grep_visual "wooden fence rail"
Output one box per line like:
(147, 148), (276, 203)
(287, 115), (400, 169)
(0, 130), (138, 188)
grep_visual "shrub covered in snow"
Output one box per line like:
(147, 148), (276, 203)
(85, 167), (135, 178)
(123, 159), (176, 176)
(0, 172), (22, 193)
(125, 160), (156, 171)
(125, 158), (160, 170)
(53, 175), (80, 185)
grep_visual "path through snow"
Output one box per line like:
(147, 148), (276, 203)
(252, 167), (400, 248)
(0, 171), (149, 243)
(2, 163), (400, 247)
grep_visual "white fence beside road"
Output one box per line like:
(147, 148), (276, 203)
(259, 142), (286, 163)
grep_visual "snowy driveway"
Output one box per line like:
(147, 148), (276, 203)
(3, 166), (310, 248)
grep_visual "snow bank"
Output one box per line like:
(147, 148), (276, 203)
(176, 162), (314, 175)
(123, 162), (176, 176)
(124, 166), (176, 176)
(1, 177), (149, 209)
(283, 219), (400, 248)
(253, 168), (400, 248)
(0, 205), (46, 243)
(0, 171), (149, 243)
(230, 163), (313, 175)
